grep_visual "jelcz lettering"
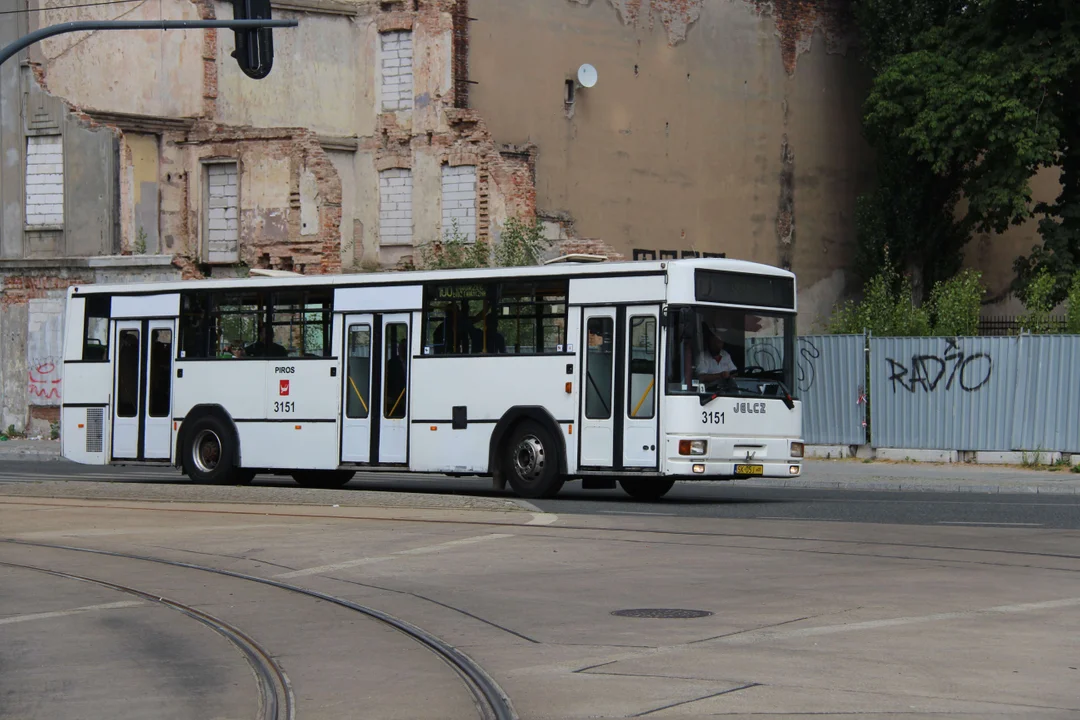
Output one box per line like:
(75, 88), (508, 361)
(732, 402), (766, 414)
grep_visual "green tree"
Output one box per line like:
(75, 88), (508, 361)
(850, 0), (971, 295)
(1066, 271), (1080, 334)
(828, 261), (930, 336)
(861, 0), (1080, 306)
(927, 269), (985, 336)
(413, 215), (551, 271)
(1018, 269), (1058, 334)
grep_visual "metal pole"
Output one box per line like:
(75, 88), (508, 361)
(0, 19), (299, 67)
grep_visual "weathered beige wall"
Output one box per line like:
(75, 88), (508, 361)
(963, 167), (1062, 314)
(31, 0), (203, 117)
(214, 4), (377, 137)
(469, 0), (872, 330)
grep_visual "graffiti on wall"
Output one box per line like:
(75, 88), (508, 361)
(26, 298), (65, 406)
(885, 339), (993, 394)
(28, 356), (62, 402)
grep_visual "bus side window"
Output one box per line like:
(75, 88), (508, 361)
(83, 295), (110, 360)
(585, 317), (613, 419)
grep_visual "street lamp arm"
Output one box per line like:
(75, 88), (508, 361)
(0, 19), (298, 67)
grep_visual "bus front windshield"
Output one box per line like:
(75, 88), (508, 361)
(666, 306), (797, 401)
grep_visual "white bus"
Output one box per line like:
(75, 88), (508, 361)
(60, 257), (803, 500)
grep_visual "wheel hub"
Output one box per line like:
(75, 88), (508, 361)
(513, 435), (546, 481)
(193, 429), (222, 474)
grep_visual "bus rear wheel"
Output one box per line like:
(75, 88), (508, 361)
(292, 470), (355, 489)
(619, 478), (676, 501)
(504, 420), (565, 499)
(183, 416), (244, 485)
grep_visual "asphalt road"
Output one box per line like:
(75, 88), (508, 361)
(3, 460), (1079, 529)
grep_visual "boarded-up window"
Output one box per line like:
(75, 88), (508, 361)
(204, 162), (239, 263)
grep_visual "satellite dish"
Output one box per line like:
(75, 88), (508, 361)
(577, 63), (598, 88)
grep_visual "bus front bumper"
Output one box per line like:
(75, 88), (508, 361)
(664, 459), (802, 479)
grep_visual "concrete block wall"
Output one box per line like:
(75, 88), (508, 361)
(441, 164), (477, 241)
(380, 31), (414, 112)
(379, 168), (414, 246)
(25, 135), (64, 226)
(207, 163), (239, 263)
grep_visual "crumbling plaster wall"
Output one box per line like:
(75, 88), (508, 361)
(472, 0), (873, 330)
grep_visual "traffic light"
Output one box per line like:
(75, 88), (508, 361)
(231, 0), (273, 79)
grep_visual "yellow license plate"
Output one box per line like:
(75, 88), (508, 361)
(734, 464), (763, 476)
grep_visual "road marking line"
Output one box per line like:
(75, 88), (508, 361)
(937, 521), (1044, 526)
(527, 513), (559, 525)
(711, 597), (1080, 646)
(17, 523), (291, 539)
(0, 601), (143, 626)
(274, 533), (513, 579)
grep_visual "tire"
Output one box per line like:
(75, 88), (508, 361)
(504, 420), (564, 499)
(619, 478), (676, 501)
(183, 415), (244, 485)
(292, 470), (356, 489)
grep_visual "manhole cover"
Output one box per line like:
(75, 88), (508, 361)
(611, 608), (713, 619)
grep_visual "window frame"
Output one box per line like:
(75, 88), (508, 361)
(420, 278), (570, 358)
(82, 294), (111, 362)
(178, 287), (335, 361)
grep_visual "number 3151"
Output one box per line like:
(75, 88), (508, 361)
(701, 411), (724, 425)
(274, 401), (295, 413)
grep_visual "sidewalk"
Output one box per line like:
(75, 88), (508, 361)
(0, 438), (63, 461)
(2, 439), (1079, 494)
(735, 458), (1080, 495)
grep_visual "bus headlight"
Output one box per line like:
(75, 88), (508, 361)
(790, 442), (804, 458)
(678, 440), (707, 456)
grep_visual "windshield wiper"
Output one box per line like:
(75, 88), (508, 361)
(772, 379), (796, 410)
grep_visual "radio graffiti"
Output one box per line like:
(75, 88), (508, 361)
(885, 339), (992, 394)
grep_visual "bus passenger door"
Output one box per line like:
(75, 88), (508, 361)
(111, 321), (142, 460)
(142, 320), (175, 460)
(341, 314), (374, 463)
(623, 307), (660, 468)
(378, 314), (410, 465)
(579, 307), (617, 468)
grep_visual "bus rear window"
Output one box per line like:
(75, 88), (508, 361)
(83, 295), (110, 361)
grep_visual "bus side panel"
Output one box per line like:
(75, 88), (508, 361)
(237, 422), (339, 471)
(409, 355), (580, 474)
(61, 362), (112, 465)
(174, 362), (269, 420)
(174, 360), (339, 470)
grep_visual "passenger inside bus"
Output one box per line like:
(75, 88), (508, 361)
(244, 317), (288, 358)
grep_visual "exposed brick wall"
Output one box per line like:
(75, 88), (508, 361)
(744, 0), (854, 75)
(1, 275), (86, 306)
(451, 0), (470, 108)
(25, 135), (64, 226)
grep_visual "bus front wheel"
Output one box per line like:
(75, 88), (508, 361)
(183, 416), (244, 485)
(618, 478), (675, 501)
(504, 420), (565, 499)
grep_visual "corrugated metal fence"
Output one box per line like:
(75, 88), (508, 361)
(797, 334), (1080, 452)
(746, 335), (867, 446)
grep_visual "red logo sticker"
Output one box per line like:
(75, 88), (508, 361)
(279, 380), (290, 396)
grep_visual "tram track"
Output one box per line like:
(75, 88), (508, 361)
(0, 559), (292, 720)
(0, 538), (518, 720)
(3, 495), (1079, 568)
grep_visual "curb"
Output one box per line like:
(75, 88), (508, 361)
(730, 478), (1080, 495)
